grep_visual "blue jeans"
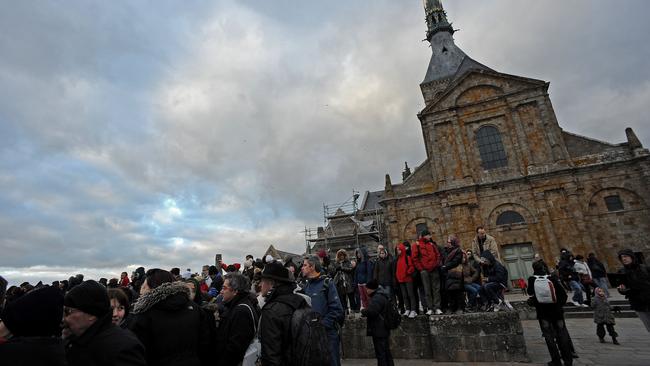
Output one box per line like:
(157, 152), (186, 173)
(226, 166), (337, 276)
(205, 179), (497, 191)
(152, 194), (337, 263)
(480, 282), (504, 305)
(464, 283), (481, 306)
(569, 280), (584, 304)
(328, 330), (341, 366)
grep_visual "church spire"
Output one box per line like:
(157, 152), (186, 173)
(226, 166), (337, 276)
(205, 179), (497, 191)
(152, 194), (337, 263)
(423, 0), (454, 41)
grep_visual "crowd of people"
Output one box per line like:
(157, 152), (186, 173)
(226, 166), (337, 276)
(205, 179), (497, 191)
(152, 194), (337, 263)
(0, 226), (649, 366)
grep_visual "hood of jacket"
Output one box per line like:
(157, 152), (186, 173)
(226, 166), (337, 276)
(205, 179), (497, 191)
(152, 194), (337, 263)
(480, 250), (497, 266)
(618, 248), (638, 267)
(355, 247), (369, 261)
(132, 281), (190, 314)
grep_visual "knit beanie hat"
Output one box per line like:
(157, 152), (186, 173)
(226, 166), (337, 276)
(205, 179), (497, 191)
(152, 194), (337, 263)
(261, 261), (292, 283)
(1, 285), (63, 337)
(366, 279), (379, 290)
(64, 280), (110, 317)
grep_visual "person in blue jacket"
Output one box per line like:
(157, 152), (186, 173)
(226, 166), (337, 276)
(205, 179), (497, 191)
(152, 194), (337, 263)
(301, 255), (345, 366)
(479, 250), (509, 311)
(355, 246), (374, 310)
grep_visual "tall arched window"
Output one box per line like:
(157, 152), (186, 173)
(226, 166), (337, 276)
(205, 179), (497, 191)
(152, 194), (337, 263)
(496, 211), (526, 226)
(476, 126), (508, 169)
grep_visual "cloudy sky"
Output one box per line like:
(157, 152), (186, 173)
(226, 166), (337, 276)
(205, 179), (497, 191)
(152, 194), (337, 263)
(2, 1), (649, 285)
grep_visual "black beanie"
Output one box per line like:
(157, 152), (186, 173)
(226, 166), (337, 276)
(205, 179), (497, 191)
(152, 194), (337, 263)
(64, 280), (110, 317)
(1, 286), (63, 337)
(366, 279), (379, 290)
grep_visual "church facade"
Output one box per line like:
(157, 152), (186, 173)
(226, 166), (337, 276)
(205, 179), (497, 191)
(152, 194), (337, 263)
(380, 1), (650, 281)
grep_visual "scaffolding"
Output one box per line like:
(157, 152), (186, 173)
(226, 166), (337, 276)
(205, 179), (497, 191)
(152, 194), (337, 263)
(304, 190), (385, 255)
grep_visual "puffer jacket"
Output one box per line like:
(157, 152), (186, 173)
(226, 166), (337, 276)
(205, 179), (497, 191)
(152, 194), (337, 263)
(130, 282), (211, 366)
(441, 244), (464, 291)
(412, 238), (441, 272)
(373, 254), (393, 287)
(395, 243), (415, 283)
(592, 295), (615, 325)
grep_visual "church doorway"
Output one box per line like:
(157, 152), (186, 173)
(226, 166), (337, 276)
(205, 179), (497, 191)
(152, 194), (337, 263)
(501, 242), (535, 288)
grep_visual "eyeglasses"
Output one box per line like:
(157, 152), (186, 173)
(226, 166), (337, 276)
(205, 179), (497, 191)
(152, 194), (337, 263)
(63, 307), (81, 316)
(222, 284), (232, 291)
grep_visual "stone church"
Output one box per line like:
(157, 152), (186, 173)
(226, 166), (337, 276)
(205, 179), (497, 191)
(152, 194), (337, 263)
(380, 0), (650, 281)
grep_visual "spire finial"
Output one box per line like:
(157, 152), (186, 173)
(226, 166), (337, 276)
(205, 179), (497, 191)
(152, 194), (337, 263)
(423, 0), (454, 41)
(402, 162), (412, 181)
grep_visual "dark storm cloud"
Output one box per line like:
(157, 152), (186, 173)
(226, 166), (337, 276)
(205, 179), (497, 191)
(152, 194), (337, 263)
(1, 1), (648, 285)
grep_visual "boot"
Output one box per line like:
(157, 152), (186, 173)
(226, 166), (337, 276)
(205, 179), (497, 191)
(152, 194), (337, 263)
(599, 337), (605, 343)
(612, 337), (620, 345)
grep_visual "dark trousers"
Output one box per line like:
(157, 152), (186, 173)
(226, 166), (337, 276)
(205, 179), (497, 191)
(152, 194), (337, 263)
(447, 289), (465, 312)
(371, 336), (394, 366)
(328, 330), (341, 366)
(539, 318), (573, 366)
(596, 323), (618, 339)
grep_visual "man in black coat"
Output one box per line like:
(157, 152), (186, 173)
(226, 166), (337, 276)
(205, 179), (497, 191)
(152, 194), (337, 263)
(361, 279), (394, 366)
(216, 272), (260, 366)
(259, 261), (309, 366)
(527, 261), (573, 366)
(63, 280), (146, 366)
(617, 248), (650, 332)
(0, 286), (66, 366)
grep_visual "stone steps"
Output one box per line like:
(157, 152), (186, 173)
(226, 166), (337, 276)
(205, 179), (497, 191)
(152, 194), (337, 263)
(511, 298), (638, 319)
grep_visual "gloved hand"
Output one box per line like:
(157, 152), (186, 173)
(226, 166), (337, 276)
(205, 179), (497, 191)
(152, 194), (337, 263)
(208, 287), (218, 298)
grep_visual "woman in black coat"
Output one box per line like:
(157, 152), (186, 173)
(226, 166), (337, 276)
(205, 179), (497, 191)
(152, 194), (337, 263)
(130, 269), (212, 366)
(440, 235), (465, 313)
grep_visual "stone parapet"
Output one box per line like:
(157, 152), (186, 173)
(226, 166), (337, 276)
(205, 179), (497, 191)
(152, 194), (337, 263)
(341, 311), (528, 362)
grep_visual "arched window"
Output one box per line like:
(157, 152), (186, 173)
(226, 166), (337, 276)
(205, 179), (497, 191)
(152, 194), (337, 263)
(496, 211), (525, 226)
(476, 126), (508, 169)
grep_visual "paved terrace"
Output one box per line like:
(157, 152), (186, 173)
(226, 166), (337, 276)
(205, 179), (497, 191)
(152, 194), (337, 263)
(344, 292), (650, 366)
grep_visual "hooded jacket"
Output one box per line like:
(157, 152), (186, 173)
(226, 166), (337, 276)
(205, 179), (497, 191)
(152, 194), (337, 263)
(130, 282), (211, 366)
(617, 249), (650, 312)
(354, 247), (374, 284)
(441, 241), (464, 290)
(373, 251), (394, 287)
(361, 287), (390, 338)
(395, 243), (415, 283)
(412, 237), (441, 272)
(481, 251), (508, 286)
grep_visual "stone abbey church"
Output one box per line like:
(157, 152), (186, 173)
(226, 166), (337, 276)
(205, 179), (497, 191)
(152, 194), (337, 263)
(380, 1), (650, 280)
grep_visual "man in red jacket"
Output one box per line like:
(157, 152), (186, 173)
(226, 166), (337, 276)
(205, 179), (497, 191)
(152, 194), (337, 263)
(412, 230), (442, 315)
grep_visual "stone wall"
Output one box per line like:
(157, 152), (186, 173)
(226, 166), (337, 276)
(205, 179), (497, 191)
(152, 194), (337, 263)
(341, 312), (528, 362)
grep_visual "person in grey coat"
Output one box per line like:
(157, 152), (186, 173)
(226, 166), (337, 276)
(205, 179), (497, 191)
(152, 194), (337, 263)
(592, 287), (619, 344)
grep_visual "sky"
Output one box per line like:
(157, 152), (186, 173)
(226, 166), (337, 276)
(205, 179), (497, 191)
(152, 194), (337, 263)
(1, 0), (649, 286)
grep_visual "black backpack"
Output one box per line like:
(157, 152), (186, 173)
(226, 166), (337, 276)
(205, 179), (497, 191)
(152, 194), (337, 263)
(382, 294), (401, 330)
(281, 298), (332, 366)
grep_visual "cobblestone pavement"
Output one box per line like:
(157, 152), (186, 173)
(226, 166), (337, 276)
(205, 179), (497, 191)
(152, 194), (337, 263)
(343, 316), (650, 366)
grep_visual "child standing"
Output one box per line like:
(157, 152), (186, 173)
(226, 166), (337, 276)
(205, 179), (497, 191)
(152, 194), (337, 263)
(593, 287), (619, 344)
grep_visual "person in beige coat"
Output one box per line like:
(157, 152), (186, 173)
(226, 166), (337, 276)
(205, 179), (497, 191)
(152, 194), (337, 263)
(471, 226), (501, 263)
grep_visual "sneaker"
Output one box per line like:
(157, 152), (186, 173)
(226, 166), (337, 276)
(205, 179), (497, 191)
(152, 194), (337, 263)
(408, 311), (417, 319)
(599, 337), (605, 343)
(426, 309), (433, 315)
(612, 337), (620, 345)
(435, 309), (443, 315)
(579, 303), (589, 308)
(504, 301), (514, 311)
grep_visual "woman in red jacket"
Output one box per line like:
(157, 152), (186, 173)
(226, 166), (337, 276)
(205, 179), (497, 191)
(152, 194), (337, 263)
(396, 241), (417, 318)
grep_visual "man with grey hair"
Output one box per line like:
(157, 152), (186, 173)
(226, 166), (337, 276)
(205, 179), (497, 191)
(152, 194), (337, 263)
(216, 272), (260, 366)
(301, 255), (344, 366)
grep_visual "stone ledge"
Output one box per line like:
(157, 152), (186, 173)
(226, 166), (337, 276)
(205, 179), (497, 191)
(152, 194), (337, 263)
(341, 311), (528, 362)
